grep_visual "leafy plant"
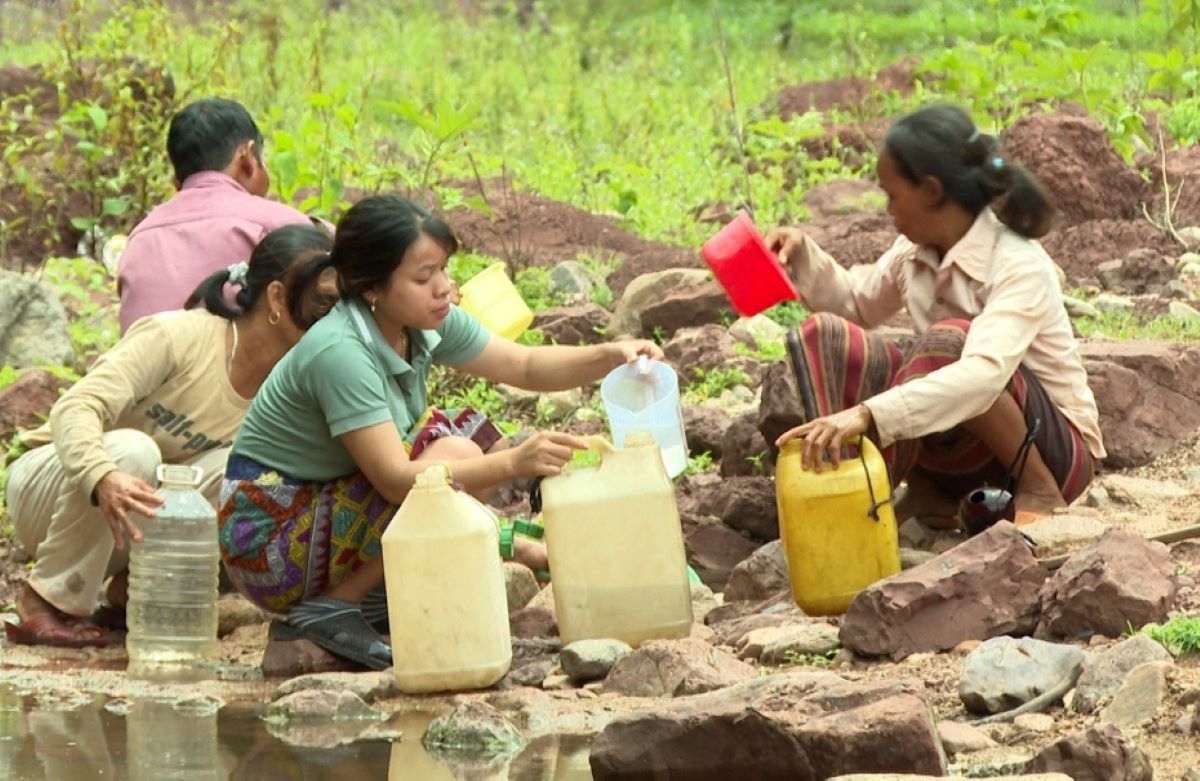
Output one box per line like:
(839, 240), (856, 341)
(734, 341), (787, 362)
(781, 649), (836, 667)
(685, 451), (716, 475)
(685, 367), (752, 403)
(1142, 616), (1200, 657)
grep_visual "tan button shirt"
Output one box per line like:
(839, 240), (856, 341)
(789, 209), (1105, 459)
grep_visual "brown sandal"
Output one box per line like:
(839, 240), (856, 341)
(4, 610), (110, 648)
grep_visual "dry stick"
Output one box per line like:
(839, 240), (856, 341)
(1038, 522), (1200, 571)
(1142, 123), (1187, 249)
(713, 5), (755, 214)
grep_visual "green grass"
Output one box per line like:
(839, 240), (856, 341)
(1074, 309), (1200, 341)
(1143, 616), (1200, 657)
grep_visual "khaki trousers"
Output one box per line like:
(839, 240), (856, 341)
(7, 429), (228, 616)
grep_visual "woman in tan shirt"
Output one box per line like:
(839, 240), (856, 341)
(6, 224), (335, 648)
(768, 104), (1104, 530)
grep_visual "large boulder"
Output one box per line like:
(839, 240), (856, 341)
(0, 271), (74, 368)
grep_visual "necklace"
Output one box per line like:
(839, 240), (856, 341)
(228, 321), (239, 375)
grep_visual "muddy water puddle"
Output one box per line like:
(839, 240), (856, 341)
(0, 686), (594, 780)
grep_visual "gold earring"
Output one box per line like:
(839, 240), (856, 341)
(268, 310), (281, 325)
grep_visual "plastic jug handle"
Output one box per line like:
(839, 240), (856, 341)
(414, 463), (453, 488)
(583, 434), (617, 456)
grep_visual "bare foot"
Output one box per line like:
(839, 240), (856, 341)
(1013, 485), (1067, 517)
(513, 538), (548, 573)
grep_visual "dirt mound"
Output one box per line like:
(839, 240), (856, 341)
(1041, 219), (1177, 285)
(775, 57), (925, 119)
(1001, 113), (1147, 226)
(446, 180), (695, 295)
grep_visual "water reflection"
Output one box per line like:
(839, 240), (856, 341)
(0, 687), (594, 780)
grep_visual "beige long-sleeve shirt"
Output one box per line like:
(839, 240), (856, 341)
(789, 208), (1105, 459)
(20, 310), (249, 498)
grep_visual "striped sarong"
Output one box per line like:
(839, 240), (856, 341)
(787, 313), (1093, 503)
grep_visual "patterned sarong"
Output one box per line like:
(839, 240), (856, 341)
(787, 313), (1093, 503)
(218, 406), (501, 613)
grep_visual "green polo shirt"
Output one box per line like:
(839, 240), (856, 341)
(232, 298), (490, 481)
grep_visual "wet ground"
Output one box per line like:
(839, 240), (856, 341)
(0, 685), (593, 780)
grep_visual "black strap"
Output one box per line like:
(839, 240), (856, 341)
(1004, 417), (1042, 495)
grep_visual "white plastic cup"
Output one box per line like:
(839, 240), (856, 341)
(600, 359), (689, 478)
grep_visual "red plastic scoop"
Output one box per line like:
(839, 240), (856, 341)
(701, 210), (799, 317)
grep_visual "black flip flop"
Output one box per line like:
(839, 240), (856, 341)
(277, 599), (392, 671)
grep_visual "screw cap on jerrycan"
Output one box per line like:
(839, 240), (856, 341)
(382, 463), (512, 693)
(125, 464), (220, 679)
(774, 435), (901, 616)
(539, 434), (693, 647)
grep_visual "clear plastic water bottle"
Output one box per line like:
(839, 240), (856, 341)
(127, 699), (221, 781)
(126, 464), (219, 678)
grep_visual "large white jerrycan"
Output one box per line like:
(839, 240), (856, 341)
(540, 434), (693, 646)
(382, 464), (511, 693)
(600, 357), (689, 478)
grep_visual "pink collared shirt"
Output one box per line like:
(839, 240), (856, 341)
(117, 171), (314, 332)
(789, 208), (1106, 459)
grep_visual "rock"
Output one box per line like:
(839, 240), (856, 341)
(724, 540), (791, 602)
(421, 700), (526, 758)
(504, 562), (540, 612)
(936, 720), (998, 755)
(216, 595), (266, 638)
(1093, 292), (1136, 312)
(261, 635), (360, 678)
(1169, 301), (1200, 322)
(559, 639), (633, 684)
(1012, 713), (1055, 732)
(507, 658), (555, 687)
(1101, 661), (1172, 729)
(0, 271), (74, 368)
(682, 404), (733, 461)
(1037, 527), (1179, 640)
(639, 281), (734, 339)
(549, 260), (596, 299)
(681, 515), (760, 591)
(1072, 634), (1174, 714)
(590, 674), (945, 780)
(958, 636), (1088, 715)
(756, 361), (804, 456)
(720, 410), (771, 477)
(899, 548), (936, 569)
(690, 582), (720, 624)
(841, 522), (1045, 659)
(1082, 340), (1200, 468)
(664, 324), (759, 387)
(272, 671), (398, 703)
(602, 637), (756, 697)
(687, 475), (779, 541)
(756, 622), (841, 664)
(1063, 294), (1099, 319)
(831, 776), (1069, 781)
(728, 314), (785, 349)
(1023, 724), (1153, 781)
(0, 368), (68, 437)
(263, 689), (387, 723)
(531, 302), (611, 345)
(510, 603), (557, 639)
(609, 268), (716, 337)
(1018, 513), (1106, 557)
(709, 604), (809, 647)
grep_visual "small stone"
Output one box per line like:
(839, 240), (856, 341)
(1013, 713), (1055, 732)
(1085, 486), (1110, 507)
(541, 674), (573, 690)
(1168, 301), (1200, 323)
(1092, 293), (1135, 313)
(560, 639), (633, 683)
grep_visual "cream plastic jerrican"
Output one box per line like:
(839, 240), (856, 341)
(382, 463), (512, 693)
(540, 434), (693, 646)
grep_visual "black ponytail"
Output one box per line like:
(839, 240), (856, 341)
(183, 224), (333, 319)
(883, 104), (1057, 239)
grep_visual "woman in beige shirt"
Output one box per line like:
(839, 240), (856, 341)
(6, 224), (335, 648)
(768, 104), (1104, 530)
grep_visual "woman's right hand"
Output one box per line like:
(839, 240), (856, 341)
(510, 431), (588, 477)
(763, 226), (810, 270)
(94, 470), (164, 549)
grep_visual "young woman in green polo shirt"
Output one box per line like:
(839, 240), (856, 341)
(220, 194), (664, 670)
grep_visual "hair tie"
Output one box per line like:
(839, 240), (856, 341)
(227, 261), (249, 286)
(990, 156), (1005, 171)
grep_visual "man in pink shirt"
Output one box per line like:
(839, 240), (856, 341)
(117, 98), (315, 332)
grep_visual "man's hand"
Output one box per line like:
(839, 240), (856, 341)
(775, 404), (873, 472)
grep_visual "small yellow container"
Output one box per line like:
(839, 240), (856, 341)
(458, 262), (534, 341)
(540, 434), (693, 646)
(775, 436), (901, 615)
